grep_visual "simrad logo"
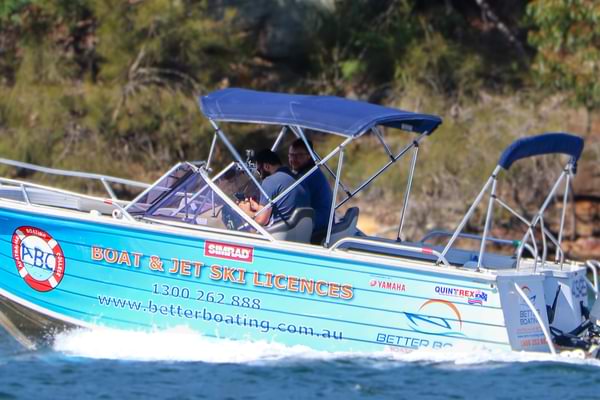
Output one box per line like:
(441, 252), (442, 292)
(204, 240), (254, 263)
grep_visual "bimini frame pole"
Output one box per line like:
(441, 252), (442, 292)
(396, 142), (420, 241)
(271, 126), (288, 152)
(515, 168), (567, 269)
(372, 126), (394, 160)
(556, 165), (572, 261)
(439, 172), (496, 263)
(197, 168), (274, 240)
(337, 132), (428, 209)
(477, 168), (500, 269)
(289, 125), (352, 197)
(210, 119), (271, 202)
(325, 150), (345, 248)
(206, 132), (218, 171)
(253, 137), (353, 220)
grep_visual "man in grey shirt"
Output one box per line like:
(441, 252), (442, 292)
(239, 149), (309, 226)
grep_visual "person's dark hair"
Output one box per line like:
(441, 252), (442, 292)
(254, 149), (281, 166)
(290, 138), (313, 152)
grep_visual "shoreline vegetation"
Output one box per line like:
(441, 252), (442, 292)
(0, 0), (598, 258)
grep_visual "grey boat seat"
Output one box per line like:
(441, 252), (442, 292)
(267, 207), (314, 243)
(311, 207), (360, 245)
(336, 236), (517, 269)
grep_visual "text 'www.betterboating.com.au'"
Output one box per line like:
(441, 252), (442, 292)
(97, 294), (344, 340)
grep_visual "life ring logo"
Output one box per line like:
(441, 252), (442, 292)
(11, 226), (65, 292)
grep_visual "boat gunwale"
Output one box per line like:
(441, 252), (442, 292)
(0, 198), (501, 282)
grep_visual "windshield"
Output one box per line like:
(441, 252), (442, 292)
(126, 163), (263, 235)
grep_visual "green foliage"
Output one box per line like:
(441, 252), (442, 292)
(310, 0), (417, 91)
(0, 0), (597, 242)
(310, 0), (511, 100)
(396, 31), (484, 98)
(0, 0), (245, 184)
(340, 59), (364, 80)
(528, 0), (600, 114)
(92, 0), (239, 86)
(0, 0), (35, 21)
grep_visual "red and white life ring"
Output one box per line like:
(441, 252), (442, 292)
(12, 226), (65, 292)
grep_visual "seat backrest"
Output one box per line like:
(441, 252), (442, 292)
(327, 207), (359, 245)
(267, 207), (314, 243)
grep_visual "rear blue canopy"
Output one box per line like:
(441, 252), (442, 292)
(199, 88), (442, 137)
(498, 133), (584, 170)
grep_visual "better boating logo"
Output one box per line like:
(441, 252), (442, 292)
(405, 299), (466, 337)
(519, 285), (536, 305)
(204, 240), (254, 263)
(11, 226), (65, 292)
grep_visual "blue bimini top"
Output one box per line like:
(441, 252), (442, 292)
(199, 88), (442, 137)
(498, 133), (584, 170)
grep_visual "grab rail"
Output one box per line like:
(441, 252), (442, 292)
(514, 283), (556, 355)
(329, 237), (450, 268)
(421, 230), (519, 247)
(0, 177), (135, 221)
(0, 157), (149, 200)
(586, 260), (600, 299)
(422, 229), (540, 269)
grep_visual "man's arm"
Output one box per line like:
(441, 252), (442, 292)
(238, 197), (272, 226)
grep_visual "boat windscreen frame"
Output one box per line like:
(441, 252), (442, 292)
(0, 157), (149, 201)
(125, 163), (186, 213)
(125, 161), (274, 240)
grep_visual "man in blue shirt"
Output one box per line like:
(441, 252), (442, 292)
(288, 139), (333, 233)
(239, 149), (309, 226)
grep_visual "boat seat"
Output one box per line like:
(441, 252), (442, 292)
(337, 236), (517, 269)
(267, 207), (314, 243)
(312, 207), (360, 245)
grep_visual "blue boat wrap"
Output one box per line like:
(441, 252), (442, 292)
(0, 205), (512, 352)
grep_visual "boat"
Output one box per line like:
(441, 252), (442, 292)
(1, 88), (599, 356)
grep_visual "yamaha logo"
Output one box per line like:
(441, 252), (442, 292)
(11, 226), (65, 292)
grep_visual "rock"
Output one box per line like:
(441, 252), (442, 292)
(210, 0), (332, 63)
(564, 237), (600, 260)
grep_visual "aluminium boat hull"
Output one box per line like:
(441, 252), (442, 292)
(0, 203), (564, 353)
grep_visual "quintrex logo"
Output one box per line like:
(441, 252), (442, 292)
(11, 226), (65, 292)
(204, 240), (254, 263)
(434, 285), (488, 306)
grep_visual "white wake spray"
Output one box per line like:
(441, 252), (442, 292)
(52, 326), (600, 367)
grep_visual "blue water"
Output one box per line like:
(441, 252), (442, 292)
(1, 327), (599, 400)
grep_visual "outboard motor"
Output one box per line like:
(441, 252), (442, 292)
(545, 265), (600, 358)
